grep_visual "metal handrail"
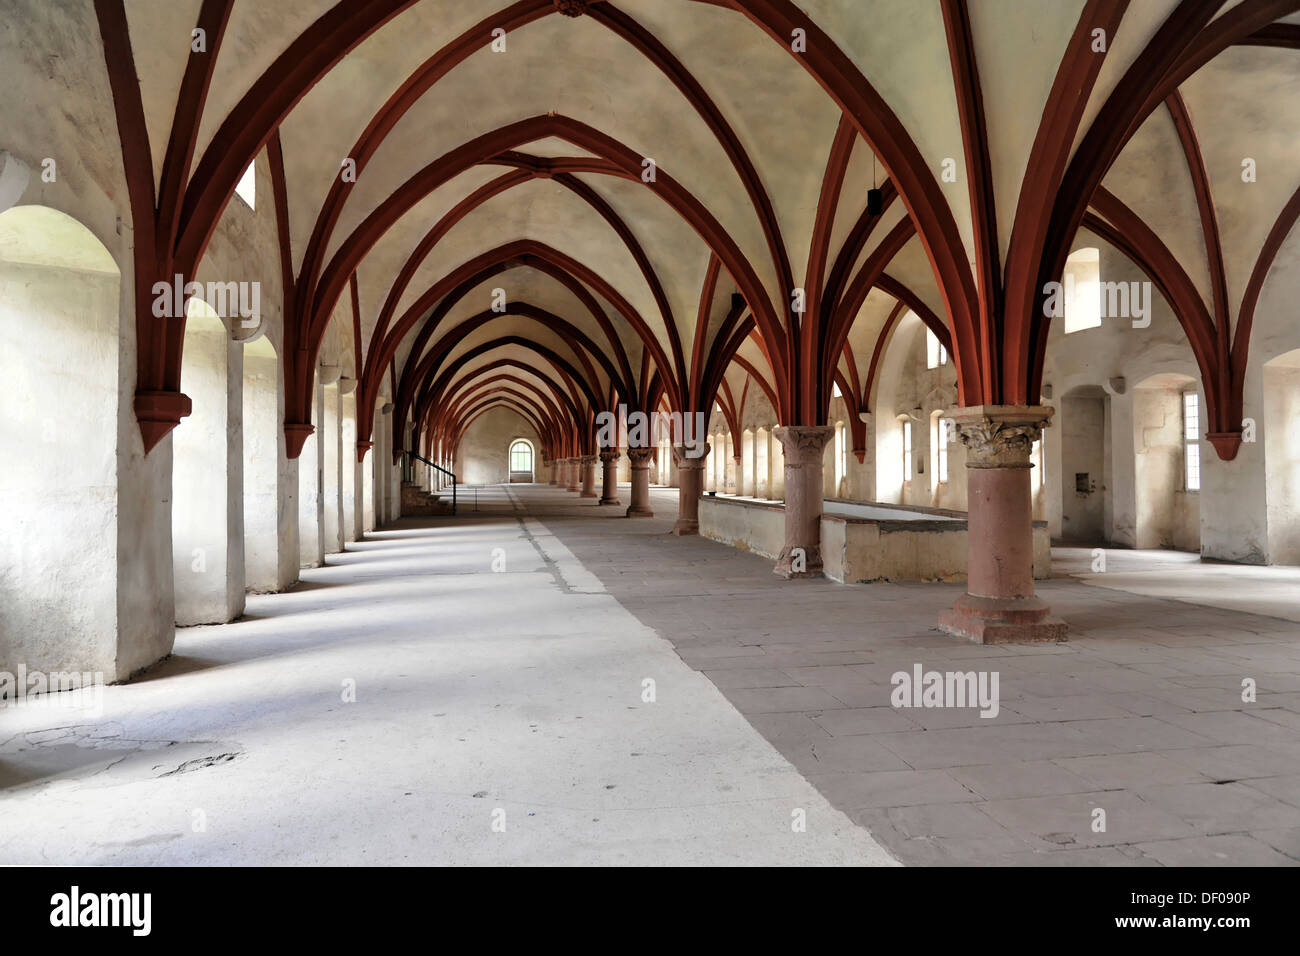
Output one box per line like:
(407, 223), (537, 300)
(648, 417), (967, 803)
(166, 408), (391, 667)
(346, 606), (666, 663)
(401, 450), (457, 516)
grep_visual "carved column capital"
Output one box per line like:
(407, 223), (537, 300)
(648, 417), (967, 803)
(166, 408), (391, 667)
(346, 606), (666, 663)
(627, 447), (655, 467)
(598, 448), (620, 465)
(773, 425), (834, 467)
(947, 405), (1053, 469)
(672, 442), (710, 469)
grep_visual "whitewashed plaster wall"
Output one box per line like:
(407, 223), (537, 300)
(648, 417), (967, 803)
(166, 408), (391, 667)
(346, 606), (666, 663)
(456, 407), (543, 485)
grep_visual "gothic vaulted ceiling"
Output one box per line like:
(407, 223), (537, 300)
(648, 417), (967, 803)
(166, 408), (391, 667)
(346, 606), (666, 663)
(48, 0), (1300, 457)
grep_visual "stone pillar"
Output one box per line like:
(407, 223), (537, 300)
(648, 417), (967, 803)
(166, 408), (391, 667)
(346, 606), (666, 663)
(580, 455), (598, 498)
(939, 405), (1067, 643)
(547, 459), (557, 485)
(599, 449), (621, 505)
(672, 443), (710, 535)
(565, 457), (581, 492)
(732, 455), (744, 496)
(772, 425), (834, 578)
(626, 447), (654, 517)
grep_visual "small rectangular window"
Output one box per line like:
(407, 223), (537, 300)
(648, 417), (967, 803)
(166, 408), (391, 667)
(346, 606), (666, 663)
(235, 162), (256, 210)
(926, 328), (948, 369)
(903, 421), (913, 481)
(834, 422), (846, 488)
(1063, 247), (1102, 333)
(1183, 391), (1201, 491)
(931, 414), (949, 491)
(937, 422), (948, 484)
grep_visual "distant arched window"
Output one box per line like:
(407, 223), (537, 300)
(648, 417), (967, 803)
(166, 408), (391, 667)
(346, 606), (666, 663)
(509, 439), (534, 480)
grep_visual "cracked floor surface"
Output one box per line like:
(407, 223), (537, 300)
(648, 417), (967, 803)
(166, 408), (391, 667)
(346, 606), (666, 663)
(0, 485), (892, 866)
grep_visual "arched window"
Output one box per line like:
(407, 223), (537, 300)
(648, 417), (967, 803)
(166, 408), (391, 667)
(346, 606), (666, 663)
(509, 440), (534, 481)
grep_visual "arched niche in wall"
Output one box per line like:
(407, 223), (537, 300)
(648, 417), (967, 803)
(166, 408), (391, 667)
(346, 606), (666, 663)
(1058, 383), (1111, 546)
(299, 369), (324, 568)
(740, 428), (755, 498)
(173, 297), (244, 626)
(0, 205), (121, 678)
(1132, 372), (1201, 552)
(341, 383), (359, 544)
(873, 310), (926, 505)
(242, 335), (285, 592)
(1263, 349), (1300, 565)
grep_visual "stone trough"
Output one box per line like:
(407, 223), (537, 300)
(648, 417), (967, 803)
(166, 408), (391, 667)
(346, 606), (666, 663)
(699, 494), (1050, 583)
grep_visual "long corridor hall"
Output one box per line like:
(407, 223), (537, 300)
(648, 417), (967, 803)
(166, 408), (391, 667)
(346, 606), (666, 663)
(3, 1), (1299, 886)
(5, 486), (1300, 867)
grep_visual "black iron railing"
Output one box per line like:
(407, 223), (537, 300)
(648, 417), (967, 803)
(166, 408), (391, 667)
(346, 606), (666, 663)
(401, 450), (458, 516)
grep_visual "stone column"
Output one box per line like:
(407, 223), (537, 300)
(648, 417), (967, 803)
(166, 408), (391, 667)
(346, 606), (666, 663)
(938, 405), (1067, 643)
(626, 447), (654, 517)
(580, 455), (598, 498)
(772, 425), (834, 578)
(599, 449), (621, 505)
(545, 459), (556, 485)
(672, 443), (710, 535)
(732, 455), (744, 496)
(565, 457), (580, 492)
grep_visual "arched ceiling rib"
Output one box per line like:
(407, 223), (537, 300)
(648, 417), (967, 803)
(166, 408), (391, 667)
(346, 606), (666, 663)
(99, 0), (1299, 459)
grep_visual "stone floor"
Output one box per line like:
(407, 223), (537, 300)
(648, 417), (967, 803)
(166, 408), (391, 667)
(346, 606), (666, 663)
(3, 482), (1297, 866)
(537, 484), (1300, 866)
(0, 484), (891, 866)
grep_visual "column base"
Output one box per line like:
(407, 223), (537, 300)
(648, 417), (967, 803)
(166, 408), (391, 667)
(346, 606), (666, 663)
(938, 593), (1068, 644)
(580, 491), (598, 498)
(672, 518), (698, 535)
(772, 546), (824, 580)
(625, 505), (654, 518)
(599, 497), (621, 506)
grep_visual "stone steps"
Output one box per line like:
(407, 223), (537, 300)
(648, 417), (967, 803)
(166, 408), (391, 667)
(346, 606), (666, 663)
(401, 481), (453, 515)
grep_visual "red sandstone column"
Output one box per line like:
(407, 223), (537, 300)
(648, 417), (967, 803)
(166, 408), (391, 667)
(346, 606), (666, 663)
(565, 457), (580, 492)
(772, 426), (834, 578)
(547, 459), (558, 485)
(580, 455), (598, 498)
(626, 447), (654, 517)
(938, 405), (1066, 643)
(598, 448), (621, 505)
(672, 442), (710, 535)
